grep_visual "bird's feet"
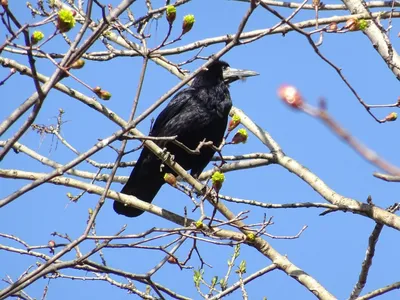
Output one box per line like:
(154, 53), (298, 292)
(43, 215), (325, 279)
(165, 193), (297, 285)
(159, 148), (175, 172)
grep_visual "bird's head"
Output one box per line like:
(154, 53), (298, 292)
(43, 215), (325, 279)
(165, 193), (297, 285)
(192, 60), (258, 87)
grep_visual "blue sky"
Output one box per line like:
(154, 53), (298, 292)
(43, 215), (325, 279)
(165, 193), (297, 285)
(1, 0), (400, 299)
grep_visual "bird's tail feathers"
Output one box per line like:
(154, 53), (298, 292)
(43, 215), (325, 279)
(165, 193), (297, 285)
(114, 167), (165, 217)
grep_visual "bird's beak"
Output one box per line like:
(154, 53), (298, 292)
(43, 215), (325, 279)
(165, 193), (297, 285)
(223, 67), (259, 84)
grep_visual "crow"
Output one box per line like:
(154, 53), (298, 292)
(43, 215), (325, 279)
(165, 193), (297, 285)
(114, 60), (257, 217)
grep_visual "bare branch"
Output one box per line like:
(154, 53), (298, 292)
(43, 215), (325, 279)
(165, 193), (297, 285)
(348, 223), (384, 299)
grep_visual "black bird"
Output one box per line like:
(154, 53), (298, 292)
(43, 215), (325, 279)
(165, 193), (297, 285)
(114, 60), (257, 217)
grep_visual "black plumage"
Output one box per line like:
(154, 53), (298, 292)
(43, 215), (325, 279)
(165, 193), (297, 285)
(114, 60), (256, 217)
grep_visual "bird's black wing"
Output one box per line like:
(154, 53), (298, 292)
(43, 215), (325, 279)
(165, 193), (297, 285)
(150, 87), (196, 138)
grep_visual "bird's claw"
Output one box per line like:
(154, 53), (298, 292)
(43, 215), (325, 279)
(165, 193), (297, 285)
(161, 148), (175, 162)
(159, 148), (175, 172)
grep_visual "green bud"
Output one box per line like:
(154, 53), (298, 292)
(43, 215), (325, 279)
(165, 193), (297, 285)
(231, 128), (248, 144)
(233, 244), (240, 259)
(193, 269), (203, 288)
(385, 112), (397, 122)
(99, 90), (112, 100)
(211, 171), (225, 192)
(232, 114), (241, 123)
(236, 260), (246, 274)
(69, 59), (85, 69)
(93, 87), (111, 100)
(358, 19), (369, 31)
(246, 232), (256, 242)
(103, 31), (112, 37)
(228, 114), (241, 131)
(31, 31), (44, 44)
(211, 276), (218, 288)
(57, 9), (76, 32)
(220, 278), (227, 291)
(166, 5), (176, 25)
(182, 14), (195, 35)
(195, 220), (204, 229)
(211, 171), (225, 184)
(238, 129), (248, 139)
